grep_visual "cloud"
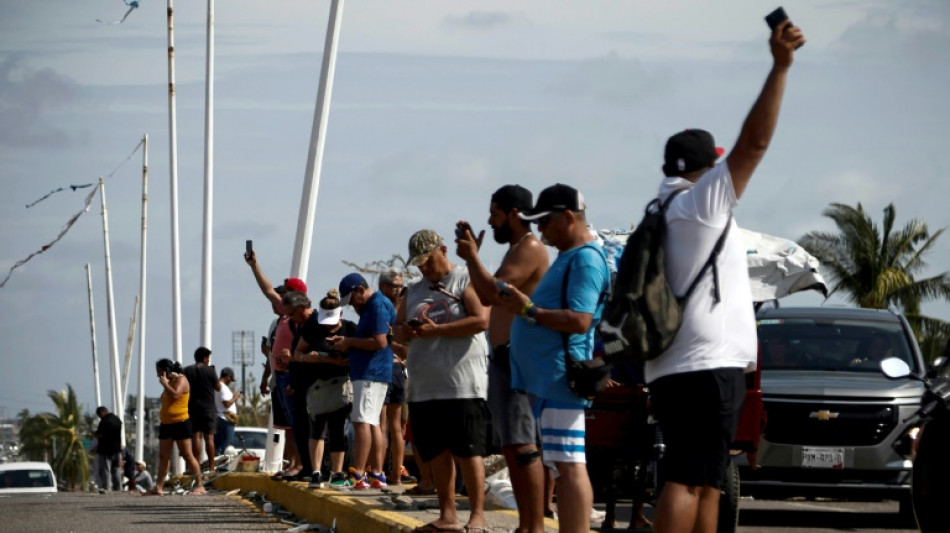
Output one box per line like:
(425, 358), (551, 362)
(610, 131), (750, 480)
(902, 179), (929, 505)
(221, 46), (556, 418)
(441, 11), (516, 31)
(828, 0), (950, 65)
(547, 51), (672, 106)
(0, 56), (80, 148)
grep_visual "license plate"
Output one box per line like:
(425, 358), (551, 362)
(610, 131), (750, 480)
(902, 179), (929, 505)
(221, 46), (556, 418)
(801, 447), (844, 468)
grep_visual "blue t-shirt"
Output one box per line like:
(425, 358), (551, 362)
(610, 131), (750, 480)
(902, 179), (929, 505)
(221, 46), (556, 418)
(510, 242), (610, 406)
(348, 291), (396, 383)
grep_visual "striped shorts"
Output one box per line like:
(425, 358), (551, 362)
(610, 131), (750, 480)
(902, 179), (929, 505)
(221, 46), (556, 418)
(535, 400), (586, 476)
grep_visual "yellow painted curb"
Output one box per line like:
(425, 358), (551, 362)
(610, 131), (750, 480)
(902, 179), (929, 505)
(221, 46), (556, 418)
(212, 473), (425, 533)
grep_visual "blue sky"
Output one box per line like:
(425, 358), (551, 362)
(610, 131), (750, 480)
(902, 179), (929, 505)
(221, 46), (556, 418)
(1, 0), (949, 417)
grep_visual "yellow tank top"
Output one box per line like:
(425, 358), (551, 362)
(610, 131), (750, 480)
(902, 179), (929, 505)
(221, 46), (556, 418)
(160, 378), (190, 424)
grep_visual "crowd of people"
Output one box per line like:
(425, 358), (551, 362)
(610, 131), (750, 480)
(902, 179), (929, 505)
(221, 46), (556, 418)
(92, 19), (805, 533)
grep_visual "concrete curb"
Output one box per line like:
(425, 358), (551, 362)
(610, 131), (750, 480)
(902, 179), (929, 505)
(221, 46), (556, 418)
(213, 473), (424, 533)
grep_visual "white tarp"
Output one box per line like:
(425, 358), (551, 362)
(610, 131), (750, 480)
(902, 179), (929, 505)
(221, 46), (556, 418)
(594, 225), (828, 303)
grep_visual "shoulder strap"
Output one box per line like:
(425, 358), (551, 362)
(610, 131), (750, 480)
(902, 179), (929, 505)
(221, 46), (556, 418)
(680, 216), (733, 304)
(559, 242), (606, 365)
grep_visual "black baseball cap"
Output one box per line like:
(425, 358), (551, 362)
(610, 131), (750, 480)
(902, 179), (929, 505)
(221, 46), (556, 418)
(518, 183), (586, 221)
(490, 184), (533, 213)
(662, 129), (725, 177)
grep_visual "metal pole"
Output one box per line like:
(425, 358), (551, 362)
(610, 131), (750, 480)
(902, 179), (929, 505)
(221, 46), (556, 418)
(241, 331), (247, 400)
(167, 0), (182, 366)
(122, 296), (139, 401)
(264, 0), (344, 474)
(99, 179), (126, 446)
(200, 0), (215, 349)
(86, 264), (102, 408)
(167, 0), (183, 475)
(290, 0), (344, 279)
(136, 133), (148, 462)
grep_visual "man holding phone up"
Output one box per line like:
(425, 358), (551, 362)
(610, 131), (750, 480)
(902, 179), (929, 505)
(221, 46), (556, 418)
(646, 18), (805, 533)
(456, 185), (551, 533)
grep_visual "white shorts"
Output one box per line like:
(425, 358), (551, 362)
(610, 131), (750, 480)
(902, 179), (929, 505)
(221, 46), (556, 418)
(350, 380), (388, 425)
(537, 400), (587, 476)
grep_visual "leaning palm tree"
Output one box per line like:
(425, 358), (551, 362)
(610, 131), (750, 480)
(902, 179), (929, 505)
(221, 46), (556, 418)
(17, 386), (91, 490)
(799, 203), (950, 360)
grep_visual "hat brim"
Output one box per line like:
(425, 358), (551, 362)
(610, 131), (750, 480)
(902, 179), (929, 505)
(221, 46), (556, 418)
(340, 293), (352, 307)
(408, 250), (434, 267)
(317, 307), (342, 325)
(518, 210), (553, 222)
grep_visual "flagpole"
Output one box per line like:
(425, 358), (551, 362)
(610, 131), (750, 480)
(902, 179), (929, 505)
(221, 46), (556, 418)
(86, 263), (102, 408)
(200, 0), (214, 350)
(136, 133), (149, 462)
(167, 0), (183, 474)
(263, 0), (344, 474)
(99, 178), (126, 450)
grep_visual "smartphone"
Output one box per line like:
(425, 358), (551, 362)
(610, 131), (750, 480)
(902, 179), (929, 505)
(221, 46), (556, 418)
(495, 279), (512, 296)
(764, 7), (788, 30)
(407, 318), (423, 328)
(246, 239), (253, 255)
(455, 227), (465, 239)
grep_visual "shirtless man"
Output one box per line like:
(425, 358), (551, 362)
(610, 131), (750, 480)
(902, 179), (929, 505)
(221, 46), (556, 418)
(456, 184), (550, 533)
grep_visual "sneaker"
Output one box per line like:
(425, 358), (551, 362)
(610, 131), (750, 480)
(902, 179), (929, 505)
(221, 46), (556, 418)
(367, 471), (387, 489)
(308, 471), (324, 489)
(328, 472), (350, 489)
(348, 468), (369, 490)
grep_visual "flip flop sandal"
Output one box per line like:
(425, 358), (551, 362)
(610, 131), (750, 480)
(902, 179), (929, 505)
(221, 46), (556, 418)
(413, 522), (462, 532)
(405, 485), (437, 495)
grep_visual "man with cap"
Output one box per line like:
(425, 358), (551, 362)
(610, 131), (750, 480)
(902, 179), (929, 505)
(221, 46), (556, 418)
(645, 21), (806, 533)
(243, 250), (306, 476)
(377, 268), (412, 486)
(393, 229), (491, 533)
(184, 346), (221, 470)
(126, 459), (154, 493)
(329, 273), (396, 489)
(456, 184), (551, 533)
(497, 184), (610, 533)
(214, 366), (241, 456)
(293, 289), (358, 488)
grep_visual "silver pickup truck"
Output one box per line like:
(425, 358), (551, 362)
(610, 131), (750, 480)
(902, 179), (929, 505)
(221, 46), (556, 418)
(739, 306), (924, 519)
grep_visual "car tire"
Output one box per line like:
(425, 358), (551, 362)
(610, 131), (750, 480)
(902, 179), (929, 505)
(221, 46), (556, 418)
(717, 459), (740, 533)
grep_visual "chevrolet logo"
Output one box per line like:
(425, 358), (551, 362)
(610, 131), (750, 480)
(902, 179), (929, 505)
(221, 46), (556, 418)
(809, 410), (839, 421)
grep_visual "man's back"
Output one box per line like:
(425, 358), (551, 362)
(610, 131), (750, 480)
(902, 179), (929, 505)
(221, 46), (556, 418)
(645, 163), (756, 384)
(184, 364), (218, 412)
(96, 414), (122, 455)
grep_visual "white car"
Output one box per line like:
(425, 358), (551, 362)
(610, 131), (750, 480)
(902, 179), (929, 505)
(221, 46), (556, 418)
(0, 462), (57, 494)
(222, 427), (267, 471)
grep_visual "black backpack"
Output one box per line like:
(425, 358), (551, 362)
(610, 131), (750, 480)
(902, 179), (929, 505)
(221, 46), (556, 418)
(598, 189), (731, 363)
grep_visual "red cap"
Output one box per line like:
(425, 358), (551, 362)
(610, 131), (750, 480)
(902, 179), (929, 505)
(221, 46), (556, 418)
(277, 277), (307, 295)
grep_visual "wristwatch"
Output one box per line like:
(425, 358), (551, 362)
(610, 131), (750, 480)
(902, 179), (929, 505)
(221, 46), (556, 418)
(523, 302), (538, 324)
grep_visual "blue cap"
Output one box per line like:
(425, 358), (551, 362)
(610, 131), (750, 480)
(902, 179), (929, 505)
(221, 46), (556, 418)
(338, 273), (368, 306)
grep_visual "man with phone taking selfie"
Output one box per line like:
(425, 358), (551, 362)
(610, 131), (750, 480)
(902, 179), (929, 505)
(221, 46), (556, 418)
(645, 17), (805, 533)
(456, 185), (551, 533)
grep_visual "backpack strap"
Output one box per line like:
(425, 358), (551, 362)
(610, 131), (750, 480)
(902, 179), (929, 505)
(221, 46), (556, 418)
(681, 216), (732, 304)
(660, 188), (733, 305)
(560, 243), (608, 366)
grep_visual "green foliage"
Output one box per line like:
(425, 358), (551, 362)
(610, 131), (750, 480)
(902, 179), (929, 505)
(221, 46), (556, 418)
(17, 385), (91, 491)
(799, 203), (950, 361)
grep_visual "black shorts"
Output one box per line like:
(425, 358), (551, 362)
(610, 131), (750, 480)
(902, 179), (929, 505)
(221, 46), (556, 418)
(189, 408), (216, 434)
(385, 364), (407, 405)
(158, 420), (193, 441)
(409, 399), (487, 463)
(650, 368), (745, 489)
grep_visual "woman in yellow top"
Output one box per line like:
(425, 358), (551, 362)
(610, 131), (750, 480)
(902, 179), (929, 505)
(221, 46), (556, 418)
(147, 358), (206, 495)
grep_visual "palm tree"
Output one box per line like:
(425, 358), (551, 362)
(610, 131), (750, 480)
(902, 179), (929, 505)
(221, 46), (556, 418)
(799, 203), (950, 360)
(17, 385), (91, 491)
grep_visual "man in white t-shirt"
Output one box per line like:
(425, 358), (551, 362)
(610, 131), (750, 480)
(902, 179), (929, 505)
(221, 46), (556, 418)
(646, 20), (806, 533)
(214, 367), (241, 456)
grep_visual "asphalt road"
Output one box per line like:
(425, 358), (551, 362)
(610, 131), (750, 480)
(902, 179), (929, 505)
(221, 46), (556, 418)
(0, 491), (286, 533)
(599, 497), (919, 533)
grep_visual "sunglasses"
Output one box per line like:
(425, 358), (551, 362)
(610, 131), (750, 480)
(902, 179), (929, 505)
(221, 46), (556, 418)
(535, 210), (565, 227)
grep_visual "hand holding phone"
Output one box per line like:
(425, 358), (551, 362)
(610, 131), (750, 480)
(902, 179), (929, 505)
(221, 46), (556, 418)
(765, 6), (804, 49)
(495, 279), (512, 296)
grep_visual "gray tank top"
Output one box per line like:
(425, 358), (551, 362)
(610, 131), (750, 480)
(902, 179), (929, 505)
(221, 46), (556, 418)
(405, 265), (488, 402)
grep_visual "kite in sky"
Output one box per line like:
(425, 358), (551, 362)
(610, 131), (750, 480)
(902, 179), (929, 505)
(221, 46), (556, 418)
(97, 0), (140, 25)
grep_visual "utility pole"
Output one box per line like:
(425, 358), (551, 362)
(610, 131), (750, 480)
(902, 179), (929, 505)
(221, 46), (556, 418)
(231, 331), (254, 401)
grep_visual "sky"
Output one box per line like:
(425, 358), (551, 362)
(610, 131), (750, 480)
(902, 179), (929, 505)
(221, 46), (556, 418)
(1, 0), (949, 419)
